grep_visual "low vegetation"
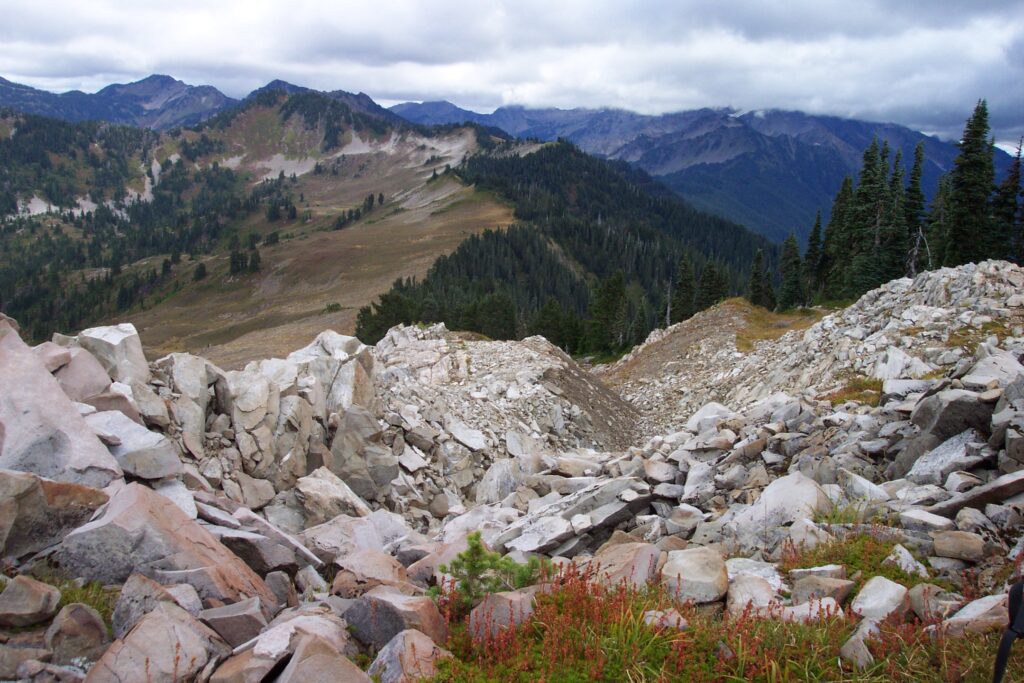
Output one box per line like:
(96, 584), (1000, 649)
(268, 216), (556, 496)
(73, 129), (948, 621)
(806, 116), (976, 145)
(820, 376), (884, 406)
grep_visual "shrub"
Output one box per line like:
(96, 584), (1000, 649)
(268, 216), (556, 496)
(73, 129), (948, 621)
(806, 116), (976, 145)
(433, 531), (544, 614)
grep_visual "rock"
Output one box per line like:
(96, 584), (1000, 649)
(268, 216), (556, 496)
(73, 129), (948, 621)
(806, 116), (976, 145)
(212, 527), (298, 576)
(643, 608), (689, 631)
(589, 542), (660, 589)
(235, 472), (276, 510)
(295, 466), (371, 523)
(56, 483), (278, 614)
(32, 341), (71, 372)
(155, 352), (210, 412)
(53, 347), (111, 402)
(896, 389), (994, 476)
(728, 473), (831, 551)
(662, 547), (729, 604)
(274, 633), (371, 683)
(44, 603), (109, 664)
(725, 558), (786, 592)
(78, 323), (151, 385)
(840, 619), (880, 670)
(265, 571), (299, 610)
(131, 381), (170, 429)
(945, 471), (983, 493)
(332, 549), (413, 598)
(932, 530), (986, 562)
(476, 458), (523, 504)
(0, 575), (61, 627)
(368, 629), (452, 683)
(327, 406), (398, 501)
(899, 508), (956, 532)
(153, 478), (198, 519)
(446, 417), (487, 451)
(0, 319), (122, 488)
(89, 602), (229, 683)
(788, 518), (834, 550)
(346, 588), (448, 649)
(838, 468), (889, 502)
(84, 410), (181, 479)
(301, 509), (418, 564)
(906, 429), (986, 486)
(871, 347), (931, 380)
(0, 644), (53, 680)
(926, 470), (1024, 518)
(199, 597), (268, 648)
(779, 597), (840, 623)
(686, 403), (733, 432)
(791, 576), (855, 604)
(789, 564), (846, 581)
(850, 576), (909, 621)
(908, 583), (963, 620)
(726, 574), (778, 616)
(941, 594), (1007, 635)
(0, 469), (108, 561)
(111, 573), (179, 639)
(504, 515), (574, 554)
(468, 587), (538, 638)
(881, 544), (929, 578)
(295, 566), (329, 595)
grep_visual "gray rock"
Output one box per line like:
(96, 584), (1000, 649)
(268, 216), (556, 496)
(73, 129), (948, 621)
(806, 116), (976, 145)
(346, 588), (448, 650)
(367, 628), (452, 683)
(77, 322), (151, 385)
(899, 508), (956, 532)
(850, 576), (909, 621)
(906, 429), (986, 486)
(53, 347), (111, 402)
(295, 466), (372, 523)
(0, 319), (122, 488)
(327, 405), (398, 501)
(662, 547), (729, 604)
(0, 575), (61, 627)
(84, 410), (181, 480)
(932, 530), (986, 562)
(468, 587), (538, 639)
(199, 596), (268, 648)
(44, 602), (109, 664)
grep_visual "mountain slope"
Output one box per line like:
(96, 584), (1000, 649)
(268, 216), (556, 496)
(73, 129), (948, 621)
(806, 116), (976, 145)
(391, 102), (1013, 243)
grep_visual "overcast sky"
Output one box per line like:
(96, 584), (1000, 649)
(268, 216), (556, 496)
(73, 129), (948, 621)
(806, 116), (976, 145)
(2, 0), (1022, 146)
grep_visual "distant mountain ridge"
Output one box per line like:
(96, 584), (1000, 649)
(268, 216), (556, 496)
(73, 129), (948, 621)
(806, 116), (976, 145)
(0, 74), (237, 130)
(390, 101), (1014, 243)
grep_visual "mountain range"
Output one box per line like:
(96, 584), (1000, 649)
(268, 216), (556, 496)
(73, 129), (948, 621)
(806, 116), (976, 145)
(0, 73), (1013, 244)
(390, 101), (1014, 243)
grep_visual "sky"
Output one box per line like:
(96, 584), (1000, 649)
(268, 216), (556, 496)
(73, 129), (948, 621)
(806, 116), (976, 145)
(2, 0), (1022, 147)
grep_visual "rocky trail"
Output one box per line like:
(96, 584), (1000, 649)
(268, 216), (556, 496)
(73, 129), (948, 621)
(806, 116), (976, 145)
(1, 260), (1024, 681)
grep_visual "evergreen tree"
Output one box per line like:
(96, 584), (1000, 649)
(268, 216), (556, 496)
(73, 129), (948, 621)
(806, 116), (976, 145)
(193, 262), (207, 280)
(847, 139), (887, 294)
(761, 269), (776, 311)
(777, 234), (805, 310)
(945, 100), (996, 266)
(823, 176), (854, 299)
(927, 176), (953, 265)
(803, 211), (823, 299)
(585, 271), (627, 352)
(694, 261), (728, 311)
(529, 298), (566, 348)
(905, 142), (929, 275)
(248, 249), (261, 272)
(669, 253), (697, 323)
(477, 290), (516, 339)
(883, 149), (908, 280)
(993, 139), (1022, 263)
(746, 249), (768, 308)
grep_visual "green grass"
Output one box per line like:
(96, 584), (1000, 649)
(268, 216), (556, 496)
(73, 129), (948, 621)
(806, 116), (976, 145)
(820, 376), (884, 406)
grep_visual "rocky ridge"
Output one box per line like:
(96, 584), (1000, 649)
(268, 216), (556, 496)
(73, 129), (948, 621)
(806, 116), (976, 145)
(0, 260), (1023, 680)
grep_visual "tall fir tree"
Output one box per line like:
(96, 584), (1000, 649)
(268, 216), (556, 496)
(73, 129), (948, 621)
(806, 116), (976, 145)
(883, 149), (908, 280)
(993, 139), (1022, 263)
(847, 139), (888, 294)
(761, 269), (776, 311)
(905, 142), (930, 275)
(944, 100), (996, 266)
(669, 253), (697, 323)
(694, 261), (729, 311)
(585, 271), (627, 352)
(823, 176), (854, 299)
(777, 234), (805, 310)
(746, 249), (767, 308)
(803, 211), (823, 299)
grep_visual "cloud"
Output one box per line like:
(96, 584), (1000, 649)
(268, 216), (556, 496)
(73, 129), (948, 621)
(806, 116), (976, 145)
(0, 0), (1021, 143)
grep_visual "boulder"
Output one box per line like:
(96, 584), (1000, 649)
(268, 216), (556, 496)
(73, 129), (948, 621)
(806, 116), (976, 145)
(346, 588), (448, 649)
(0, 469), (108, 561)
(661, 547), (729, 604)
(686, 403), (733, 432)
(908, 583), (963, 620)
(589, 542), (660, 589)
(88, 602), (229, 683)
(791, 576), (855, 604)
(728, 473), (831, 550)
(0, 319), (122, 488)
(44, 602), (109, 664)
(327, 406), (398, 501)
(53, 347), (111, 402)
(926, 470), (1024, 518)
(155, 352), (210, 412)
(726, 574), (778, 617)
(112, 573), (185, 639)
(932, 530), (986, 562)
(31, 341), (71, 372)
(83, 410), (181, 480)
(331, 549), (414, 598)
(941, 594), (1007, 635)
(56, 483), (278, 615)
(906, 429), (986, 486)
(468, 587), (537, 639)
(0, 575), (61, 627)
(77, 323), (151, 384)
(368, 629), (453, 683)
(446, 417), (487, 451)
(850, 576), (909, 621)
(274, 633), (371, 683)
(881, 544), (929, 578)
(199, 597), (268, 648)
(295, 466), (371, 523)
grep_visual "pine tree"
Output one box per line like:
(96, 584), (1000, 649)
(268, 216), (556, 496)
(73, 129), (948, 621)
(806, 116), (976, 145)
(823, 176), (854, 299)
(585, 271), (626, 352)
(694, 262), (728, 311)
(803, 211), (823, 299)
(945, 100), (996, 266)
(905, 142), (930, 275)
(927, 176), (953, 264)
(761, 269), (776, 311)
(847, 139), (888, 294)
(746, 249), (767, 308)
(529, 298), (566, 348)
(883, 149), (908, 280)
(993, 139), (1022, 263)
(777, 234), (805, 310)
(670, 253), (696, 323)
